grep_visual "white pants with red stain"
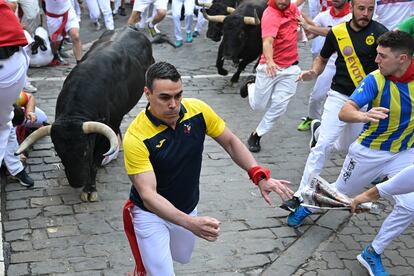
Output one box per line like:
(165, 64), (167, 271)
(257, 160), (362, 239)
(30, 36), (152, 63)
(0, 49), (29, 166)
(132, 206), (197, 275)
(248, 63), (301, 137)
(335, 142), (414, 254)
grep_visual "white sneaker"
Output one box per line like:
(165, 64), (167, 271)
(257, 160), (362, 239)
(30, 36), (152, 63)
(94, 21), (101, 31)
(24, 80), (37, 93)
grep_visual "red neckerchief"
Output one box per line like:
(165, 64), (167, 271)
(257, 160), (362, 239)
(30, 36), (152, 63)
(387, 59), (414, 83)
(329, 2), (350, 18)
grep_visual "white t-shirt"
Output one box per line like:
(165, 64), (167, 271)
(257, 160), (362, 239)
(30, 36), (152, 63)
(374, 0), (414, 30)
(44, 0), (72, 14)
(311, 10), (352, 56)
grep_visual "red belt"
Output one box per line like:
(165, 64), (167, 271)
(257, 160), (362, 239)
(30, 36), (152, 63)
(123, 199), (146, 276)
(45, 10), (69, 42)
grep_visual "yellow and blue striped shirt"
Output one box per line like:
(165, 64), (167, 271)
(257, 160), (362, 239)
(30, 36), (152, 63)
(350, 70), (414, 153)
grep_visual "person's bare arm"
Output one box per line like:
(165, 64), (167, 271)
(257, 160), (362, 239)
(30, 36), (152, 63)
(214, 128), (293, 205)
(262, 36), (279, 78)
(351, 187), (380, 212)
(129, 171), (221, 241)
(25, 94), (37, 123)
(298, 15), (331, 37)
(339, 100), (389, 123)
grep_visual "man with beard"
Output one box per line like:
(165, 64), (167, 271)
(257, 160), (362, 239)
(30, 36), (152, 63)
(296, 0), (352, 131)
(284, 0), (387, 218)
(338, 30), (413, 276)
(239, 0), (302, 153)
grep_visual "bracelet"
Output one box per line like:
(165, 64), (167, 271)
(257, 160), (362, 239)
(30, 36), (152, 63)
(248, 166), (270, 185)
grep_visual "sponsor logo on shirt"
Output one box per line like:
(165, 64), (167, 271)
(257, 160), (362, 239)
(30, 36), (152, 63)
(365, 35), (375, 45)
(156, 139), (166, 149)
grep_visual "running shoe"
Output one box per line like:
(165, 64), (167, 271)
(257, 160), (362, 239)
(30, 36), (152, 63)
(287, 205), (312, 228)
(297, 117), (313, 131)
(357, 245), (389, 276)
(186, 32), (193, 43)
(309, 119), (321, 150)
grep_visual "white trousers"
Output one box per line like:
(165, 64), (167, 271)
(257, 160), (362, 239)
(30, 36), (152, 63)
(4, 127), (24, 176)
(307, 61), (335, 120)
(294, 90), (364, 198)
(132, 206), (197, 275)
(0, 49), (29, 165)
(377, 165), (414, 197)
(335, 142), (414, 254)
(194, 6), (205, 32)
(248, 63), (301, 137)
(172, 0), (195, 41)
(46, 6), (80, 41)
(85, 0), (114, 30)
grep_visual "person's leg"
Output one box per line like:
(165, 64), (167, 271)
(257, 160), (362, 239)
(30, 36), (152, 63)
(98, 0), (115, 30)
(4, 127), (24, 176)
(193, 7), (205, 34)
(0, 50), (28, 164)
(128, 0), (149, 25)
(152, 0), (167, 25)
(18, 0), (40, 34)
(183, 0), (194, 42)
(169, 208), (197, 264)
(172, 0), (184, 42)
(65, 7), (82, 62)
(85, 0), (101, 24)
(293, 90), (351, 199)
(132, 206), (175, 275)
(255, 65), (301, 137)
(247, 64), (275, 112)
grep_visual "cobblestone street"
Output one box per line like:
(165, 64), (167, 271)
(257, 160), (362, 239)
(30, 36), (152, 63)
(1, 5), (414, 276)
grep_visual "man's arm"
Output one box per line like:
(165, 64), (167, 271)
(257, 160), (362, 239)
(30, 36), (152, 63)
(339, 100), (389, 123)
(297, 55), (329, 81)
(214, 128), (293, 205)
(129, 172), (221, 241)
(262, 36), (278, 77)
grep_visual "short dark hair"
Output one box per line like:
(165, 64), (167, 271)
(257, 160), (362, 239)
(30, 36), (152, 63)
(145, 62), (181, 91)
(377, 30), (414, 57)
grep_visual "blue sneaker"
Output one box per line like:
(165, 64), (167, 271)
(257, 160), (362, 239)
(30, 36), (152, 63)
(175, 40), (183, 48)
(287, 205), (312, 228)
(186, 32), (193, 43)
(357, 245), (389, 276)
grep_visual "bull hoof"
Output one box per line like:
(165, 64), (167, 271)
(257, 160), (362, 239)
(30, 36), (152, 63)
(80, 192), (89, 202)
(89, 192), (99, 202)
(218, 69), (228, 76)
(80, 191), (99, 202)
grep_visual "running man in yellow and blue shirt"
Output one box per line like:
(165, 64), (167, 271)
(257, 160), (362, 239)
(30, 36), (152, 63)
(336, 31), (414, 276)
(122, 62), (293, 275)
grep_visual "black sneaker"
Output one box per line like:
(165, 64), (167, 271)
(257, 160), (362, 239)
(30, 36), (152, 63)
(13, 170), (34, 187)
(239, 75), (256, 98)
(309, 119), (321, 150)
(280, 197), (301, 212)
(247, 132), (261, 152)
(59, 49), (69, 58)
(119, 7), (126, 16)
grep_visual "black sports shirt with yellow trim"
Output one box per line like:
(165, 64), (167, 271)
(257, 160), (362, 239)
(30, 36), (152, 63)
(320, 20), (388, 96)
(123, 98), (226, 214)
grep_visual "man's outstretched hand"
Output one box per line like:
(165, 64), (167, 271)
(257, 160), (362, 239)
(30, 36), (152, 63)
(258, 178), (293, 205)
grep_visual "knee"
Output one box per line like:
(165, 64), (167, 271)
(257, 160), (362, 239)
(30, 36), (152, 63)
(70, 31), (80, 43)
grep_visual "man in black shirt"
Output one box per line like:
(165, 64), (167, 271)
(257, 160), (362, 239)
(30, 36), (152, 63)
(284, 0), (387, 224)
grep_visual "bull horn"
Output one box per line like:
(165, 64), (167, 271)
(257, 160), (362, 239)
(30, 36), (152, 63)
(244, 9), (260, 25)
(82, 122), (118, 157)
(15, 125), (52, 155)
(195, 0), (212, 8)
(226, 7), (235, 13)
(202, 8), (226, 23)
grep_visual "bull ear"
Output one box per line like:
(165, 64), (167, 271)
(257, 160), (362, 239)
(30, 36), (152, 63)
(202, 8), (226, 23)
(15, 125), (52, 155)
(195, 0), (212, 8)
(82, 122), (118, 157)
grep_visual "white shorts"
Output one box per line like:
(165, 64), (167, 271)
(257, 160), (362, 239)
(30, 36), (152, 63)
(132, 0), (168, 12)
(132, 206), (197, 275)
(46, 6), (80, 41)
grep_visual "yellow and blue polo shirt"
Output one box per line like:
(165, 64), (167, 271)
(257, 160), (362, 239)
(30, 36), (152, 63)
(350, 70), (414, 153)
(123, 98), (226, 214)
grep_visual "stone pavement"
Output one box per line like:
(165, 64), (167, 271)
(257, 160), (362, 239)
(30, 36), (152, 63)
(1, 5), (414, 276)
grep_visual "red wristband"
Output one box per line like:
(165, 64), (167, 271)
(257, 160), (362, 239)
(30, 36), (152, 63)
(248, 166), (270, 185)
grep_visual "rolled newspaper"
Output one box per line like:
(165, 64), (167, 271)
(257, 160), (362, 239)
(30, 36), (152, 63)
(301, 175), (385, 214)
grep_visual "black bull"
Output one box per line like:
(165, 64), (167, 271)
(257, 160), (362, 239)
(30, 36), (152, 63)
(203, 0), (267, 83)
(16, 27), (154, 202)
